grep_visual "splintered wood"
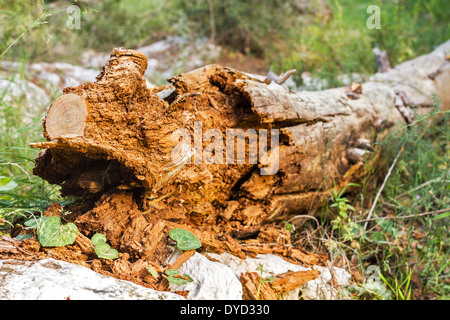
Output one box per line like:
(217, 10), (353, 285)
(240, 268), (321, 300)
(15, 43), (449, 298)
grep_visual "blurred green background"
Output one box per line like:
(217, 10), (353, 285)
(1, 0), (449, 86)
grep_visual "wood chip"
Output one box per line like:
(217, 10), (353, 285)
(270, 268), (321, 292)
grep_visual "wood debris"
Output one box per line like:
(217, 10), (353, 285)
(241, 272), (277, 300)
(270, 268), (321, 292)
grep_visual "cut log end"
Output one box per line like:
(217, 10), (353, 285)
(44, 93), (88, 141)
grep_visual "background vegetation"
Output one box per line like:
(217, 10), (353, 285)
(0, 0), (448, 299)
(1, 0), (449, 84)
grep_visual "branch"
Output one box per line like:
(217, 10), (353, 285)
(363, 145), (404, 230)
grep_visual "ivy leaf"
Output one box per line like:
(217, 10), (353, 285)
(167, 273), (194, 286)
(165, 268), (193, 285)
(146, 266), (159, 277)
(24, 217), (41, 229)
(165, 268), (180, 276)
(91, 233), (107, 246)
(0, 176), (18, 192)
(37, 216), (78, 247)
(169, 228), (201, 251)
(94, 242), (119, 260)
(16, 234), (32, 240)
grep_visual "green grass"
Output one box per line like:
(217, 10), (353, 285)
(313, 103), (449, 300)
(0, 6), (61, 233)
(0, 97), (60, 233)
(268, 0), (450, 88)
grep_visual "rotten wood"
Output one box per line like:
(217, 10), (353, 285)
(240, 271), (277, 300)
(240, 267), (321, 300)
(0, 236), (42, 259)
(270, 268), (321, 292)
(170, 249), (196, 270)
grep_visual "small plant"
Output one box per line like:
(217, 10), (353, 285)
(146, 266), (159, 278)
(282, 220), (295, 234)
(0, 175), (18, 192)
(330, 183), (365, 242)
(24, 216), (78, 247)
(341, 265), (391, 300)
(145, 266), (194, 286)
(165, 268), (194, 286)
(169, 228), (202, 251)
(146, 229), (200, 286)
(90, 233), (118, 260)
(256, 264), (274, 300)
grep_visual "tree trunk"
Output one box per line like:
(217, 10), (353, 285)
(30, 42), (450, 266)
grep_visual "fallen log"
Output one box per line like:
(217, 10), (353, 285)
(29, 42), (449, 273)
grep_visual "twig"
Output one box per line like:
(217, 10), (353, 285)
(357, 208), (450, 223)
(276, 69), (297, 85)
(266, 69), (297, 85)
(286, 214), (320, 227)
(428, 62), (449, 80)
(394, 90), (415, 124)
(427, 274), (450, 280)
(239, 242), (292, 247)
(363, 145), (404, 230)
(0, 162), (32, 182)
(207, 0), (216, 42)
(304, 229), (318, 251)
(396, 177), (448, 199)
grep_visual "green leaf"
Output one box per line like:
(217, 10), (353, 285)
(146, 266), (159, 277)
(167, 273), (194, 286)
(165, 268), (180, 276)
(91, 233), (107, 246)
(432, 211), (450, 220)
(91, 233), (118, 259)
(94, 242), (119, 260)
(0, 176), (18, 192)
(16, 234), (32, 240)
(37, 216), (78, 247)
(164, 269), (194, 285)
(169, 228), (202, 251)
(370, 232), (386, 242)
(24, 217), (41, 229)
